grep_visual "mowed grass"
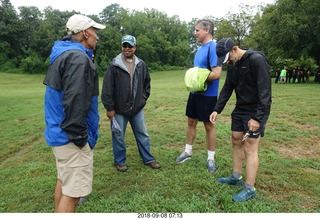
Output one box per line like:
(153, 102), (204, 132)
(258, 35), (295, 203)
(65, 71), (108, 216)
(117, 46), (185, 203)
(0, 71), (319, 213)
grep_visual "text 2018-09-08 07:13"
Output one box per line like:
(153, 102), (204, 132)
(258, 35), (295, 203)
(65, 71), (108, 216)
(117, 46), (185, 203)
(137, 213), (183, 218)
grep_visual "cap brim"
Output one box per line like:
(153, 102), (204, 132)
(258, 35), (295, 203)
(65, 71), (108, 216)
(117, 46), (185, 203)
(122, 41), (135, 46)
(92, 23), (106, 30)
(217, 52), (229, 65)
(223, 52), (230, 63)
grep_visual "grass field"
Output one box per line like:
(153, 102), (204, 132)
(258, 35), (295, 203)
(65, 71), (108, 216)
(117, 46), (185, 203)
(0, 71), (319, 213)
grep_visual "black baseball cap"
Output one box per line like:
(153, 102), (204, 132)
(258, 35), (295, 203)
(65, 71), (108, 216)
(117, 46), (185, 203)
(216, 38), (235, 65)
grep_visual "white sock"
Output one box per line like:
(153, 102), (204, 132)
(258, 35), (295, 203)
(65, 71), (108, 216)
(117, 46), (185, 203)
(185, 144), (192, 155)
(208, 150), (215, 161)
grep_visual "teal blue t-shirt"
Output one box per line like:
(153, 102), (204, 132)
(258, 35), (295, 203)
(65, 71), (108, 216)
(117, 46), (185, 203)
(193, 40), (219, 97)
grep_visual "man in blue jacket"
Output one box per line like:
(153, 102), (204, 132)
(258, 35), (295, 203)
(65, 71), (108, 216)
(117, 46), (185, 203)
(43, 14), (105, 212)
(210, 38), (271, 202)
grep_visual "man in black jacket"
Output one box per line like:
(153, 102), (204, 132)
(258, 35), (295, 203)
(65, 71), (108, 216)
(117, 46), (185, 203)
(101, 35), (160, 172)
(209, 38), (271, 202)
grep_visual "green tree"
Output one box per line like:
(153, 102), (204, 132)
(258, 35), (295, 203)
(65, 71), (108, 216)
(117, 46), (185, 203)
(18, 6), (43, 52)
(8, 1), (320, 73)
(0, 0), (22, 68)
(250, 0), (320, 66)
(215, 4), (256, 47)
(99, 3), (125, 26)
(98, 6), (191, 71)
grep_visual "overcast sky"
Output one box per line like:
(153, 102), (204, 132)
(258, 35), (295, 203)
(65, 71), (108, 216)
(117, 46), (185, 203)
(10, 0), (275, 22)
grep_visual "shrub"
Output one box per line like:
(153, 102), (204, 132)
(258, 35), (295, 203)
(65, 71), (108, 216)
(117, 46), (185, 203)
(21, 54), (47, 74)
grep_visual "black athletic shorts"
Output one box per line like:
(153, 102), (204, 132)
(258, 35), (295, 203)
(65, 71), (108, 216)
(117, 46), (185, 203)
(231, 109), (269, 138)
(186, 93), (217, 122)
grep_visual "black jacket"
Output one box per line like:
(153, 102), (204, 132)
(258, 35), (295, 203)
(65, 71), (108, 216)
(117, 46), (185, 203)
(213, 49), (272, 122)
(101, 54), (150, 117)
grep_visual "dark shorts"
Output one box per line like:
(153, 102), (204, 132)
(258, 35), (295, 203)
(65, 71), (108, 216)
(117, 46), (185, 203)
(231, 110), (269, 138)
(186, 93), (217, 122)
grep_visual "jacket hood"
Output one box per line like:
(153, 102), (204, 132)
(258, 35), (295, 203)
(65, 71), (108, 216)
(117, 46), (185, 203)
(240, 48), (256, 61)
(113, 53), (140, 70)
(49, 36), (87, 64)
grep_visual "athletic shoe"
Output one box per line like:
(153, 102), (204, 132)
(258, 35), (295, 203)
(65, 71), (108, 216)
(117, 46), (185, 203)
(77, 197), (88, 205)
(207, 159), (217, 172)
(232, 187), (256, 202)
(217, 175), (243, 186)
(176, 152), (192, 163)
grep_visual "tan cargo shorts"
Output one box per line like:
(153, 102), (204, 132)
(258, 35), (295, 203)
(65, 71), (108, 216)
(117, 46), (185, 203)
(52, 143), (93, 198)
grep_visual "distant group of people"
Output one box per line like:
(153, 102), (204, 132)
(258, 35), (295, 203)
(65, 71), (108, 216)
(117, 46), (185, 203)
(43, 14), (271, 212)
(274, 66), (320, 84)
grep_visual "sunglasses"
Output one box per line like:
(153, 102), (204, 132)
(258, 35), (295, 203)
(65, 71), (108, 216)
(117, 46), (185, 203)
(122, 43), (134, 49)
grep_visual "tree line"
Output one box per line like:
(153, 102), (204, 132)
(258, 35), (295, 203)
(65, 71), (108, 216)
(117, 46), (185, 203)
(1, 0), (319, 75)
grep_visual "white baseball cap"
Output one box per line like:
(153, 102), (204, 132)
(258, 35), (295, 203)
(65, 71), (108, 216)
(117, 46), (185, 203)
(66, 14), (106, 35)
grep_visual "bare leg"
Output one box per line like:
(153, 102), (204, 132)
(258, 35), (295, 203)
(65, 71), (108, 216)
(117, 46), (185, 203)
(204, 121), (216, 151)
(231, 131), (245, 173)
(54, 179), (79, 213)
(186, 117), (198, 145)
(56, 195), (79, 212)
(54, 180), (62, 211)
(244, 137), (260, 186)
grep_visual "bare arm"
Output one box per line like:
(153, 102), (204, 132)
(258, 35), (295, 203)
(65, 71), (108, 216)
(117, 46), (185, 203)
(207, 66), (222, 81)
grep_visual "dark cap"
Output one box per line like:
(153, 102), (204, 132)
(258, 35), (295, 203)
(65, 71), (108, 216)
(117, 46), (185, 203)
(216, 38), (235, 65)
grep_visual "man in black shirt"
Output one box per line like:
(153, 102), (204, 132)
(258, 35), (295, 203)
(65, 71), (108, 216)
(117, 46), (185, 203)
(210, 38), (272, 202)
